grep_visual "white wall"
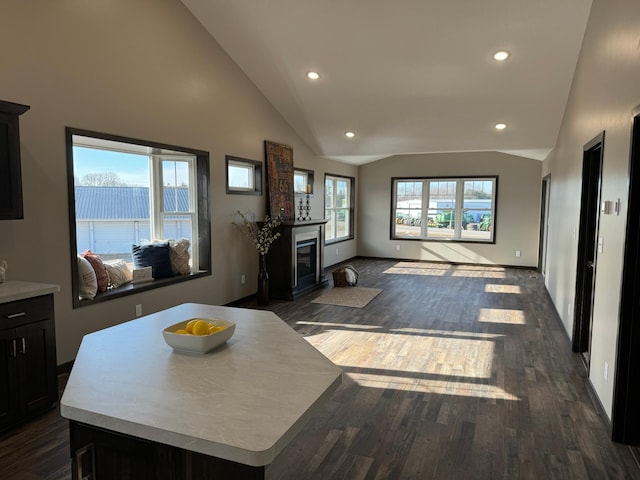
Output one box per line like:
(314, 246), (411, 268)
(542, 0), (640, 418)
(358, 151), (542, 267)
(0, 0), (356, 364)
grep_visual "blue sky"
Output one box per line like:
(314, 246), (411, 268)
(73, 147), (150, 186)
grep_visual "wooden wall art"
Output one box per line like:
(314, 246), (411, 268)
(264, 140), (294, 220)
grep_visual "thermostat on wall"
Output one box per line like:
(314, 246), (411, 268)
(132, 266), (153, 284)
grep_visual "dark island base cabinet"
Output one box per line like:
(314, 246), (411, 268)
(69, 421), (265, 480)
(0, 294), (58, 432)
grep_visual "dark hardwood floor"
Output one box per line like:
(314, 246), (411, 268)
(1, 258), (639, 479)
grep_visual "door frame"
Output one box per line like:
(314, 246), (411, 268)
(572, 132), (605, 365)
(612, 107), (640, 444)
(538, 174), (551, 275)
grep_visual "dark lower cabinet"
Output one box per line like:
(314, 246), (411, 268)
(0, 294), (57, 431)
(69, 421), (265, 480)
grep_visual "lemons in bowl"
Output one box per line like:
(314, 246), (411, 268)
(163, 318), (236, 354)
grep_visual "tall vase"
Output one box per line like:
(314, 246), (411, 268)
(257, 254), (269, 306)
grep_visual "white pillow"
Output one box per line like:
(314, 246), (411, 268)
(104, 259), (133, 288)
(77, 255), (97, 300)
(169, 238), (191, 275)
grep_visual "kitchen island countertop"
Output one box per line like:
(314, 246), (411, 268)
(60, 303), (342, 467)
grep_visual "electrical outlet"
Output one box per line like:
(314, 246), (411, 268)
(336, 248), (339, 256)
(396, 244), (400, 251)
(568, 302), (572, 318)
(515, 250), (521, 257)
(241, 274), (246, 284)
(135, 304), (142, 317)
(604, 361), (609, 381)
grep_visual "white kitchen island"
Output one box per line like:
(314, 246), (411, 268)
(60, 303), (342, 479)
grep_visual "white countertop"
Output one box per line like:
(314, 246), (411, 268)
(0, 280), (60, 304)
(60, 303), (342, 467)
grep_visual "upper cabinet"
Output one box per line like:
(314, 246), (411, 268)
(0, 100), (30, 220)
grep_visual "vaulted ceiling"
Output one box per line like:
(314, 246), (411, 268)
(181, 0), (593, 165)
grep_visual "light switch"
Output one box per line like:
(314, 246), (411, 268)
(598, 237), (604, 253)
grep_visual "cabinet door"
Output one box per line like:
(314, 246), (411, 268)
(15, 319), (57, 415)
(0, 110), (24, 219)
(0, 328), (19, 429)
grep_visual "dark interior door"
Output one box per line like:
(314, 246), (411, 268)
(538, 175), (551, 275)
(612, 109), (640, 444)
(572, 132), (604, 368)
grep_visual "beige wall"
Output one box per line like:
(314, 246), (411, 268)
(358, 151), (542, 266)
(0, 0), (356, 364)
(542, 0), (640, 418)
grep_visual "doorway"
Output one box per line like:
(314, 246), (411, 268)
(572, 132), (604, 369)
(538, 174), (551, 276)
(612, 108), (640, 444)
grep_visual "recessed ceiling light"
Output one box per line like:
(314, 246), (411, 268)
(306, 71), (320, 80)
(494, 123), (508, 130)
(493, 51), (510, 61)
(344, 131), (356, 138)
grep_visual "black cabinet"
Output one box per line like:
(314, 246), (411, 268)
(0, 294), (58, 431)
(0, 100), (30, 220)
(69, 421), (265, 480)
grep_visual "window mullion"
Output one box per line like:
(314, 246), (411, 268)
(149, 156), (163, 241)
(421, 180), (428, 238)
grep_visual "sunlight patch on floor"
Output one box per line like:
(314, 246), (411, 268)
(383, 262), (506, 278)
(485, 284), (522, 294)
(305, 329), (495, 380)
(346, 372), (519, 400)
(383, 266), (448, 276)
(296, 321), (382, 330)
(478, 308), (526, 324)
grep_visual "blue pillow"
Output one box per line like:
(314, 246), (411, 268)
(131, 242), (173, 279)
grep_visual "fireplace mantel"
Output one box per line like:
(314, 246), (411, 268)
(266, 219), (328, 300)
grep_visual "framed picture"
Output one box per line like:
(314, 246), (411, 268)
(264, 140), (294, 220)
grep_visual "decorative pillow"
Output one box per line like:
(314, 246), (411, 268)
(131, 242), (173, 279)
(77, 255), (97, 300)
(82, 250), (109, 292)
(104, 259), (133, 288)
(169, 238), (191, 275)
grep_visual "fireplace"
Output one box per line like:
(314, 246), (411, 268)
(266, 219), (328, 300)
(296, 234), (318, 290)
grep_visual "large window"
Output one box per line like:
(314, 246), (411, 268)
(392, 177), (497, 243)
(325, 174), (355, 243)
(67, 128), (211, 307)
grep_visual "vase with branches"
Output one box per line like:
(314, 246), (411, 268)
(234, 210), (282, 305)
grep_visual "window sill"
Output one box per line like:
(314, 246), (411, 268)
(391, 236), (496, 245)
(74, 270), (210, 309)
(325, 236), (354, 246)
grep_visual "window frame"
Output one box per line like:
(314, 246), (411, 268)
(225, 155), (262, 195)
(66, 127), (211, 308)
(294, 168), (314, 195)
(390, 175), (498, 244)
(324, 173), (355, 244)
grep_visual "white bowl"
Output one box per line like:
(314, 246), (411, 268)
(163, 318), (236, 354)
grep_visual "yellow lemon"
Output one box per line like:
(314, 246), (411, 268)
(174, 329), (189, 335)
(192, 320), (209, 336)
(186, 319), (199, 334)
(207, 325), (218, 335)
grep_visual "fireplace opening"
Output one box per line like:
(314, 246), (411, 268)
(296, 238), (317, 289)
